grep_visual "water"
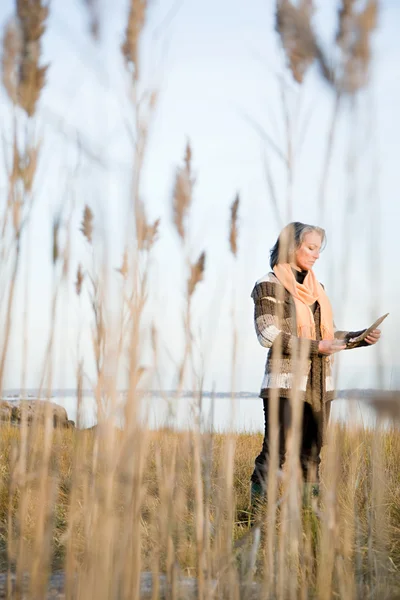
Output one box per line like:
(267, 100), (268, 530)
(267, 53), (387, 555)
(48, 393), (380, 432)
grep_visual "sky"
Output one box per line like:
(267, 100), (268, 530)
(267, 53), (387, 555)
(0, 0), (400, 399)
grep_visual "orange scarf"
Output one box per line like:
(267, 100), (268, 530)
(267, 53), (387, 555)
(273, 264), (334, 340)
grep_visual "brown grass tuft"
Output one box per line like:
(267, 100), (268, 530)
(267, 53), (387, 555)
(172, 142), (195, 242)
(136, 199), (160, 251)
(145, 217), (160, 250)
(52, 217), (60, 264)
(229, 194), (239, 257)
(80, 205), (93, 244)
(188, 251), (205, 297)
(75, 264), (84, 296)
(2, 18), (22, 104)
(116, 250), (129, 279)
(275, 0), (378, 94)
(275, 0), (317, 84)
(335, 0), (378, 94)
(121, 0), (148, 78)
(14, 0), (49, 116)
(22, 145), (39, 192)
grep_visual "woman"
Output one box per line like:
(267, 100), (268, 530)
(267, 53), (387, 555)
(250, 222), (381, 503)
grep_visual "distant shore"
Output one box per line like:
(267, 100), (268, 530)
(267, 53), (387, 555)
(1, 388), (398, 400)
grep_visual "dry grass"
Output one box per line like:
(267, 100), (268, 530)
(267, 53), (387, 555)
(0, 423), (399, 596)
(187, 252), (206, 298)
(0, 0), (396, 598)
(80, 205), (94, 245)
(13, 0), (49, 116)
(122, 0), (148, 78)
(275, 0), (378, 94)
(229, 194), (239, 258)
(275, 0), (317, 84)
(172, 142), (194, 243)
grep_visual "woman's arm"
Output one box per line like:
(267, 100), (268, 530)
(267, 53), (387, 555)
(255, 307), (320, 356)
(252, 279), (347, 357)
(334, 328), (369, 349)
(253, 284), (320, 356)
(334, 328), (381, 348)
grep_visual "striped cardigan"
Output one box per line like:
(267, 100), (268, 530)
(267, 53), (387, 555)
(252, 272), (367, 412)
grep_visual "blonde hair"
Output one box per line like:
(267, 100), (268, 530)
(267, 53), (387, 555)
(270, 222), (326, 269)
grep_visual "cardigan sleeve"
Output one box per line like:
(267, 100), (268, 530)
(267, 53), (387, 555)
(251, 281), (320, 357)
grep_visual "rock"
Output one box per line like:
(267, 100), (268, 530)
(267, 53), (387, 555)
(0, 400), (74, 429)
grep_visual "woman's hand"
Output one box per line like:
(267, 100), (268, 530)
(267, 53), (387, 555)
(365, 328), (381, 345)
(318, 339), (346, 355)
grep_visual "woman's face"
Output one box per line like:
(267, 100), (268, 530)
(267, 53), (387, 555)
(293, 231), (322, 271)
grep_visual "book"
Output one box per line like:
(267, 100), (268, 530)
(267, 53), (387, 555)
(346, 313), (389, 349)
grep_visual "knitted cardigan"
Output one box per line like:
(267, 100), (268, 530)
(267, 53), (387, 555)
(252, 272), (367, 412)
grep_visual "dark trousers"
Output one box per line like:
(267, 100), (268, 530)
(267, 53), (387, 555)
(251, 397), (330, 486)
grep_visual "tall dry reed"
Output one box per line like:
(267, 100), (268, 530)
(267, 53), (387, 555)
(0, 1), (398, 599)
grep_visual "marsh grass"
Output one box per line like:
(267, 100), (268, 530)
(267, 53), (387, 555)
(0, 424), (399, 595)
(0, 0), (398, 598)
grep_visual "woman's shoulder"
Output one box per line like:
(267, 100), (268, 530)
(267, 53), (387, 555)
(255, 272), (278, 286)
(251, 272), (284, 301)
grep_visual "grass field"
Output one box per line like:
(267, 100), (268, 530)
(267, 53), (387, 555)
(1, 0), (397, 597)
(0, 421), (399, 597)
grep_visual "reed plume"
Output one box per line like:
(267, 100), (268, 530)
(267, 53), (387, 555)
(335, 0), (378, 94)
(75, 264), (84, 296)
(0, 1), (48, 394)
(172, 142), (195, 242)
(229, 194), (239, 257)
(80, 205), (93, 244)
(135, 199), (160, 251)
(14, 0), (49, 116)
(275, 0), (317, 84)
(21, 145), (40, 192)
(275, 0), (377, 94)
(121, 0), (148, 78)
(145, 217), (160, 251)
(2, 18), (22, 104)
(188, 251), (206, 297)
(116, 250), (129, 279)
(52, 217), (60, 264)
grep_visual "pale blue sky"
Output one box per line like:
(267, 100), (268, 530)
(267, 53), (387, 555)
(0, 0), (399, 396)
